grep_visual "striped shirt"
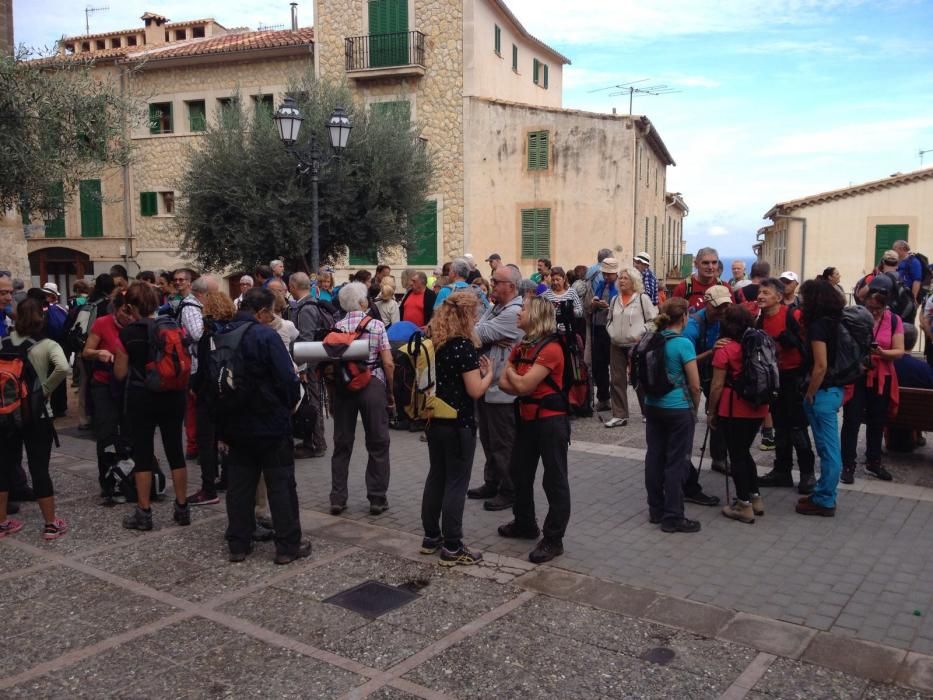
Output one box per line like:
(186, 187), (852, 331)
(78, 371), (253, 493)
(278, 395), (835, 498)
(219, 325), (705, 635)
(335, 310), (390, 383)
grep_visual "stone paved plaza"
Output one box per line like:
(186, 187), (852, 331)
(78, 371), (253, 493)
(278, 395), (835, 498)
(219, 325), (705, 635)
(3, 407), (933, 698)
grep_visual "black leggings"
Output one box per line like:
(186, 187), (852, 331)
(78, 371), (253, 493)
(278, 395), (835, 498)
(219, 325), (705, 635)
(125, 389), (186, 473)
(721, 416), (763, 501)
(0, 420), (55, 499)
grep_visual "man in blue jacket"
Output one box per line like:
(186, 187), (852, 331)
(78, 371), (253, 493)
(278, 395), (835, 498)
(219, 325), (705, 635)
(219, 287), (308, 565)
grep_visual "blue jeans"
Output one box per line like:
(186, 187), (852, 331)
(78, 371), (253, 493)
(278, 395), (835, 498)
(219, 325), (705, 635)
(803, 387), (844, 508)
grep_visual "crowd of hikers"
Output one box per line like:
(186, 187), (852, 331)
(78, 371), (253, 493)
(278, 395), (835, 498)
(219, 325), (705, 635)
(1, 238), (931, 565)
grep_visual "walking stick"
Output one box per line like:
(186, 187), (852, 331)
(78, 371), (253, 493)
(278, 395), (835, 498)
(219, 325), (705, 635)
(696, 422), (710, 475)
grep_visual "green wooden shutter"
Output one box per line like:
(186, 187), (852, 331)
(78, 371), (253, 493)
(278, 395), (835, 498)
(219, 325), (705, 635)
(372, 100), (411, 124)
(149, 104), (160, 134)
(543, 64), (549, 89)
(874, 224), (908, 265)
(408, 200), (438, 265)
(140, 191), (158, 216)
(527, 130), (549, 171)
(369, 0), (408, 67)
(188, 100), (206, 132)
(79, 179), (103, 237)
(44, 181), (65, 238)
(349, 245), (378, 266)
(520, 208), (551, 258)
(495, 24), (501, 54)
(533, 58), (540, 84)
(512, 44), (518, 70)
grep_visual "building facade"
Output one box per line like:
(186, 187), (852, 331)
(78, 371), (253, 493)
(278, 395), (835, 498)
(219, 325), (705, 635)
(758, 167), (933, 287)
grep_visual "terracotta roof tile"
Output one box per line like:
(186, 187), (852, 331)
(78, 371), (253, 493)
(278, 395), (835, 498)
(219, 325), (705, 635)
(123, 27), (314, 61)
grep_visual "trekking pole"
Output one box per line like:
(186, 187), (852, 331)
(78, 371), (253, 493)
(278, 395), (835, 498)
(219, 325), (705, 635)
(696, 422), (710, 474)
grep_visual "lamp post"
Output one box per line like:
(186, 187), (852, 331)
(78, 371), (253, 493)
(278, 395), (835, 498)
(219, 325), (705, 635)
(274, 97), (352, 273)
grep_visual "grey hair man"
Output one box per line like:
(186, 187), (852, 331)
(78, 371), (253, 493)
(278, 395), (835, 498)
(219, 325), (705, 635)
(177, 272), (218, 462)
(270, 259), (285, 280)
(467, 263), (524, 511)
(236, 274), (254, 309)
(433, 257), (472, 309)
(673, 246), (722, 312)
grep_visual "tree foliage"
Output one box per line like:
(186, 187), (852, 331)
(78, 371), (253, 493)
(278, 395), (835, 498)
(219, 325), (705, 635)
(178, 74), (434, 272)
(0, 49), (134, 218)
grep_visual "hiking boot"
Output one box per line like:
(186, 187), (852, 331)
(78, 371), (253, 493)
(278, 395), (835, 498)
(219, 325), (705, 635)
(529, 539), (564, 564)
(252, 525), (274, 542)
(750, 494), (765, 516)
(440, 545), (483, 567)
(274, 539), (312, 565)
(795, 498), (835, 517)
(229, 546), (253, 563)
(0, 518), (24, 538)
(173, 501), (191, 526)
(661, 518), (702, 533)
(420, 535), (443, 555)
(758, 469), (794, 488)
(866, 461), (893, 482)
(123, 507), (153, 531)
(684, 491), (719, 507)
(369, 499), (389, 515)
(797, 474), (816, 495)
(483, 494), (514, 511)
(329, 503), (347, 515)
(467, 483), (497, 500)
(710, 460), (730, 475)
(43, 518), (69, 540)
(498, 520), (541, 539)
(840, 464), (856, 485)
(187, 489), (219, 506)
(759, 435), (776, 451)
(722, 500), (755, 524)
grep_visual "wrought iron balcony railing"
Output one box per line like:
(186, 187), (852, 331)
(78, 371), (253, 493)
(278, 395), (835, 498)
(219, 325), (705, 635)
(345, 30), (426, 72)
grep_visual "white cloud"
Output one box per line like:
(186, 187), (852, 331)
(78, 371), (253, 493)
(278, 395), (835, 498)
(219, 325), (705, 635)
(708, 225), (730, 237)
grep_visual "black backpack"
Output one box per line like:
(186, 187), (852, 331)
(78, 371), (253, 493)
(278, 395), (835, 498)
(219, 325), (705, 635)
(631, 331), (675, 398)
(824, 306), (873, 387)
(203, 321), (256, 422)
(727, 329), (780, 408)
(911, 253), (933, 301)
(294, 295), (338, 342)
(64, 298), (102, 355)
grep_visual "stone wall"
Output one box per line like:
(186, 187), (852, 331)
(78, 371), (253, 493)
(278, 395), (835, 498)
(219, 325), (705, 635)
(0, 0), (13, 56)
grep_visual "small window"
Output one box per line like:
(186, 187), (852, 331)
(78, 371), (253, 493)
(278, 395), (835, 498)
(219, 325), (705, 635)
(187, 100), (206, 132)
(81, 41), (90, 52)
(533, 58), (540, 84)
(95, 39), (105, 50)
(521, 208), (551, 258)
(494, 24), (501, 55)
(217, 97), (240, 125)
(111, 37), (121, 48)
(160, 191), (175, 215)
(148, 102), (173, 134)
(64, 44), (75, 54)
(140, 192), (157, 216)
(371, 100), (411, 124)
(192, 26), (205, 38)
(175, 29), (187, 41)
(164, 31), (170, 41)
(543, 64), (549, 89)
(527, 130), (549, 171)
(253, 94), (274, 118)
(512, 44), (518, 71)
(127, 35), (137, 46)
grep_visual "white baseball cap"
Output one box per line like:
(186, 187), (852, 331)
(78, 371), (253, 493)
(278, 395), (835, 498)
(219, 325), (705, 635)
(779, 271), (799, 283)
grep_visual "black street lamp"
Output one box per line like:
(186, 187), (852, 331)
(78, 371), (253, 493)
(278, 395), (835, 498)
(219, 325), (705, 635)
(274, 97), (352, 273)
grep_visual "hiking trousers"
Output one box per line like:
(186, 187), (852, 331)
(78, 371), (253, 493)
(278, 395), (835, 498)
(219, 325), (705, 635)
(330, 379), (391, 506)
(510, 415), (571, 542)
(477, 398), (515, 498)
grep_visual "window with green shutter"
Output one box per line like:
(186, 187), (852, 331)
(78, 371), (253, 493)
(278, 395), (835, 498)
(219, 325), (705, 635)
(520, 208), (551, 259)
(149, 102), (173, 134)
(543, 64), (549, 89)
(533, 58), (540, 84)
(408, 200), (437, 266)
(79, 179), (103, 238)
(369, 0), (409, 67)
(140, 191), (158, 217)
(371, 100), (411, 124)
(512, 44), (518, 71)
(349, 245), (378, 266)
(253, 94), (274, 119)
(874, 224), (908, 265)
(187, 100), (206, 132)
(527, 130), (550, 171)
(494, 24), (501, 55)
(44, 181), (65, 238)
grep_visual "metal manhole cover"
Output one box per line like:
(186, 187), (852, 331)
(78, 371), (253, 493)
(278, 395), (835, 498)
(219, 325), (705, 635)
(323, 580), (420, 618)
(640, 647), (676, 665)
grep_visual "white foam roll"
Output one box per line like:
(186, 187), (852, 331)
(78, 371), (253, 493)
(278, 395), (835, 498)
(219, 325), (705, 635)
(292, 339), (370, 363)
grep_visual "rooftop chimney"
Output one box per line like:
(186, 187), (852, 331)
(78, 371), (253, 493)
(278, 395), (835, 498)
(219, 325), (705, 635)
(141, 12), (168, 46)
(290, 3), (298, 30)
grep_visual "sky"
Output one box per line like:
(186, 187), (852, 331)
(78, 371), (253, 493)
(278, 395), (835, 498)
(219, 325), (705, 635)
(13, 0), (933, 258)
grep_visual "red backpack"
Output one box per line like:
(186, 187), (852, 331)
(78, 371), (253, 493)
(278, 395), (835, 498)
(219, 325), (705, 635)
(320, 316), (374, 392)
(133, 317), (192, 392)
(0, 338), (45, 431)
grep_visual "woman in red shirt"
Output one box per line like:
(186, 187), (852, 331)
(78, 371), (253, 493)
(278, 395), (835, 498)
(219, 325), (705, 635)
(708, 305), (769, 524)
(498, 296), (569, 564)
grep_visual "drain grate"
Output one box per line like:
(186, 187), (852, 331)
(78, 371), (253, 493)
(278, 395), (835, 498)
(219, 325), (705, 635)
(640, 647), (676, 665)
(323, 580), (420, 618)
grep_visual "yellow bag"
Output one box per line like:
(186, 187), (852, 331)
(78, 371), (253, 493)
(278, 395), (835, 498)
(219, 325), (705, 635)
(399, 335), (459, 422)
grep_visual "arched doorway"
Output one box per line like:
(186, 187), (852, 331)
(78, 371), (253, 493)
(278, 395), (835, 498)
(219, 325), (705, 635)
(28, 247), (92, 301)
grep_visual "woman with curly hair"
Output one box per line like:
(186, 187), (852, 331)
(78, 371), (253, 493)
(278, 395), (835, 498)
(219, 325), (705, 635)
(420, 291), (493, 565)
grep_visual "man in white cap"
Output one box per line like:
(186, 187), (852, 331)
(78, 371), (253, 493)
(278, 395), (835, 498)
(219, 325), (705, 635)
(779, 271), (800, 308)
(633, 252), (658, 305)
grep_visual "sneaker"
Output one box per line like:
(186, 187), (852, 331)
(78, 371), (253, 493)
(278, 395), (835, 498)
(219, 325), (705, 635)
(722, 500), (755, 524)
(440, 545), (483, 566)
(604, 417), (627, 428)
(710, 460), (730, 475)
(43, 518), (69, 540)
(123, 507), (153, 531)
(529, 539), (563, 564)
(497, 520), (541, 539)
(758, 469), (794, 488)
(188, 489), (220, 506)
(840, 464), (855, 485)
(660, 518), (702, 533)
(750, 494), (764, 517)
(866, 462), (893, 482)
(173, 501), (192, 526)
(369, 500), (389, 515)
(795, 498), (835, 517)
(0, 518), (25, 538)
(420, 535), (443, 555)
(684, 491), (720, 507)
(274, 539), (312, 565)
(483, 494), (514, 511)
(797, 474), (816, 495)
(759, 436), (776, 451)
(330, 503), (347, 515)
(467, 483), (497, 500)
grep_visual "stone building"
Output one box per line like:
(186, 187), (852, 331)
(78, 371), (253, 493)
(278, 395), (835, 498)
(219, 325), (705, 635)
(757, 167), (933, 287)
(0, 0), (12, 56)
(2, 1), (681, 288)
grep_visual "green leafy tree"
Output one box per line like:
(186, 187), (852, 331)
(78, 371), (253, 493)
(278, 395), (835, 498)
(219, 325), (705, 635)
(0, 49), (134, 218)
(178, 75), (434, 272)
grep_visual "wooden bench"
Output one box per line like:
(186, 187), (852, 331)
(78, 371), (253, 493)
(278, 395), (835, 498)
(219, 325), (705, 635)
(888, 387), (933, 432)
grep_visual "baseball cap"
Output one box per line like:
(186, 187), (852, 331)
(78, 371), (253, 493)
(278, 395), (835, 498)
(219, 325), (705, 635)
(634, 252), (651, 265)
(779, 271), (799, 283)
(703, 285), (732, 307)
(485, 253), (501, 262)
(41, 282), (60, 298)
(882, 250), (898, 263)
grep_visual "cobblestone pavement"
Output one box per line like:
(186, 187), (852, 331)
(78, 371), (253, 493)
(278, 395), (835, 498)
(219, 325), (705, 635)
(3, 397), (933, 698)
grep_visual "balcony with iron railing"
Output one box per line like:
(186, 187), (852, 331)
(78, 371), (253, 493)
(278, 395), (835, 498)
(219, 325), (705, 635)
(345, 30), (426, 79)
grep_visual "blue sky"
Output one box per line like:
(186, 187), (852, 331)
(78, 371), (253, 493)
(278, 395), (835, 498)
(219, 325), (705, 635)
(14, 1), (933, 258)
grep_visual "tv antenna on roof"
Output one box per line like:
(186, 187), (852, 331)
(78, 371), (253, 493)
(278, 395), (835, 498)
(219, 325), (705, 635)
(921, 148), (933, 167)
(257, 22), (286, 31)
(590, 79), (681, 115)
(85, 5), (109, 36)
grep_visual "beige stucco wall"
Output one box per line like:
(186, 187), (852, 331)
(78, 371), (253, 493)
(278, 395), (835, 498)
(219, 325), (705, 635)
(463, 0), (562, 108)
(464, 98), (670, 276)
(632, 135), (668, 275)
(764, 177), (933, 288)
